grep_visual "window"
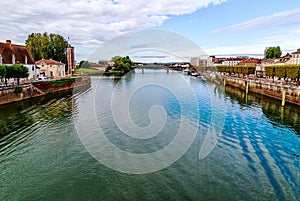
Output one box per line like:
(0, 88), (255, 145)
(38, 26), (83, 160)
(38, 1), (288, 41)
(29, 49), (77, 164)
(12, 54), (15, 64)
(25, 55), (28, 64)
(0, 54), (2, 65)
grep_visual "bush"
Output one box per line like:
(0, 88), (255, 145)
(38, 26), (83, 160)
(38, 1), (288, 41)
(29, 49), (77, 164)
(14, 86), (23, 93)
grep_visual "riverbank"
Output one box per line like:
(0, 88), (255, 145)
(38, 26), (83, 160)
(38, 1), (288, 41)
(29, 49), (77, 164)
(194, 68), (300, 106)
(223, 77), (300, 106)
(0, 76), (91, 106)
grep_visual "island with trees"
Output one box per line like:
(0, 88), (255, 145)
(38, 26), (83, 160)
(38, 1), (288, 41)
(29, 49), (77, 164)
(104, 56), (134, 76)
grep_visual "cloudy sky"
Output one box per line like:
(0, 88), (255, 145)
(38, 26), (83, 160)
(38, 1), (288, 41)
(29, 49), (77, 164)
(1, 0), (300, 61)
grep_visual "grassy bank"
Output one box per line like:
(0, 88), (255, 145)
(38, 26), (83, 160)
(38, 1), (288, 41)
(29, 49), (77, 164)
(76, 68), (104, 74)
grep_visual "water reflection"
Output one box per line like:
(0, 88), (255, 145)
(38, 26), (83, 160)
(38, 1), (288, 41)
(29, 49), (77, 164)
(0, 90), (74, 164)
(224, 85), (300, 135)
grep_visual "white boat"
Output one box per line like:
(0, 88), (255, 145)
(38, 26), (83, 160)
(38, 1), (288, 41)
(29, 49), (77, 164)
(183, 68), (190, 75)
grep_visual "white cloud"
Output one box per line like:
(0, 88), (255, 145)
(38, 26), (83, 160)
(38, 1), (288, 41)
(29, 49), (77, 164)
(212, 8), (300, 33)
(0, 0), (227, 48)
(205, 32), (300, 57)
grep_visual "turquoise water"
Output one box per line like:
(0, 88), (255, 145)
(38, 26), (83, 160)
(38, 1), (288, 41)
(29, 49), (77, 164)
(0, 69), (299, 200)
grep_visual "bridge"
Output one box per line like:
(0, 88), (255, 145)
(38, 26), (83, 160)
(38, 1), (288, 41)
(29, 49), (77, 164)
(134, 64), (190, 73)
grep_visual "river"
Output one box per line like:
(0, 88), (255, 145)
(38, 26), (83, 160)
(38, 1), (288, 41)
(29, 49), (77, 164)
(0, 69), (299, 201)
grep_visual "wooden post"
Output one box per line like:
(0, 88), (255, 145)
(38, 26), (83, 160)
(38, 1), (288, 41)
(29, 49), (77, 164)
(167, 67), (169, 74)
(142, 67), (144, 74)
(246, 81), (249, 94)
(282, 89), (286, 107)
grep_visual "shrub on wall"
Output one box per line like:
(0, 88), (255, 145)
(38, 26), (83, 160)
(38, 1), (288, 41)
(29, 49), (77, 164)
(14, 87), (23, 93)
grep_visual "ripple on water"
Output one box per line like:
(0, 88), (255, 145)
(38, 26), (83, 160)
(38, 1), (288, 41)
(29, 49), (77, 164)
(0, 72), (299, 201)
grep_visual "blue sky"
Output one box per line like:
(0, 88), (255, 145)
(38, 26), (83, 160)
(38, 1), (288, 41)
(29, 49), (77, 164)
(1, 0), (300, 61)
(161, 0), (300, 56)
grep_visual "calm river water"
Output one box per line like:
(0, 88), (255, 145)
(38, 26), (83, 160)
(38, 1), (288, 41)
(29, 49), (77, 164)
(0, 69), (299, 201)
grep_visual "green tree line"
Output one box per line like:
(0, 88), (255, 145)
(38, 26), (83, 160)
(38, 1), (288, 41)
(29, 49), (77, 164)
(265, 65), (300, 80)
(26, 32), (68, 65)
(216, 65), (256, 75)
(0, 64), (29, 85)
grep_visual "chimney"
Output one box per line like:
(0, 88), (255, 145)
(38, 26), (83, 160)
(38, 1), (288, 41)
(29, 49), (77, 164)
(6, 40), (11, 45)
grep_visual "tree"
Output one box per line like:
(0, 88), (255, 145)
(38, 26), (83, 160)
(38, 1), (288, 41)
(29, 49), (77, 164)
(13, 64), (29, 85)
(112, 56), (132, 73)
(80, 61), (90, 68)
(265, 66), (275, 78)
(0, 65), (6, 82)
(78, 60), (85, 68)
(4, 65), (29, 85)
(285, 65), (299, 80)
(26, 32), (68, 64)
(266, 46), (282, 59)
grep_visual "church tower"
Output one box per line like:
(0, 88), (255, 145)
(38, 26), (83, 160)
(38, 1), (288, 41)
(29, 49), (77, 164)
(67, 44), (75, 75)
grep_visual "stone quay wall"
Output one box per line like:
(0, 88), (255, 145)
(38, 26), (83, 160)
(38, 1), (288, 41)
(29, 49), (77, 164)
(0, 85), (43, 105)
(0, 76), (91, 106)
(224, 77), (300, 106)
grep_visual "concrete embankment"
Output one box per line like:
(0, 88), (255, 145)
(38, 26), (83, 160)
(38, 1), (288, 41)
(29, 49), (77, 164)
(0, 85), (44, 105)
(223, 77), (300, 106)
(194, 68), (300, 106)
(0, 76), (91, 105)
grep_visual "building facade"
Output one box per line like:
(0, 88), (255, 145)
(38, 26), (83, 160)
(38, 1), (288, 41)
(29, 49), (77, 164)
(274, 53), (292, 65)
(36, 59), (65, 79)
(190, 57), (207, 67)
(291, 48), (300, 65)
(0, 40), (39, 79)
(222, 58), (243, 66)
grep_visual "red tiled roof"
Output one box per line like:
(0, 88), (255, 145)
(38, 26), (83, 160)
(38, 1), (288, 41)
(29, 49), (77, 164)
(237, 58), (261, 66)
(36, 59), (64, 65)
(0, 40), (35, 64)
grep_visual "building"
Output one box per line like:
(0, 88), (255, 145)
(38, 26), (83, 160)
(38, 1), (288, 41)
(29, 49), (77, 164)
(190, 57), (207, 66)
(222, 57), (243, 66)
(291, 48), (300, 65)
(36, 59), (65, 79)
(207, 56), (226, 66)
(261, 59), (275, 67)
(274, 53), (292, 65)
(89, 63), (107, 71)
(0, 40), (39, 79)
(67, 44), (75, 75)
(237, 58), (261, 66)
